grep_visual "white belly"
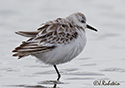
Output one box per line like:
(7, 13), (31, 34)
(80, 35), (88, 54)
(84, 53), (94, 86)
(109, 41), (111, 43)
(33, 31), (86, 65)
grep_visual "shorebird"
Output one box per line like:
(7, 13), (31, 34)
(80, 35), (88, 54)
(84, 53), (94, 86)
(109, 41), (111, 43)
(12, 12), (97, 81)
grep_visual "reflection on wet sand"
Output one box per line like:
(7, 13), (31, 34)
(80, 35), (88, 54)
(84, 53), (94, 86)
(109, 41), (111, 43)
(6, 80), (63, 88)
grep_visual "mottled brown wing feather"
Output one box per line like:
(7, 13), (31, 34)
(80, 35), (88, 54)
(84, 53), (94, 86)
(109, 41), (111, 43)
(15, 31), (39, 37)
(12, 41), (55, 59)
(34, 18), (78, 45)
(12, 18), (78, 59)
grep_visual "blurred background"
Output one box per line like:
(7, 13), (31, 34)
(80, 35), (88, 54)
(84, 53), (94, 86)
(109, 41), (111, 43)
(0, 0), (125, 88)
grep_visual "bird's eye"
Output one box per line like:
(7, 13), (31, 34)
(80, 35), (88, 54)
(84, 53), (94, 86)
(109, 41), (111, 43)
(81, 20), (85, 23)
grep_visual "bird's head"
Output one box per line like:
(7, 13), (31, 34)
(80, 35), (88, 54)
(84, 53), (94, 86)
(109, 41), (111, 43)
(67, 12), (98, 32)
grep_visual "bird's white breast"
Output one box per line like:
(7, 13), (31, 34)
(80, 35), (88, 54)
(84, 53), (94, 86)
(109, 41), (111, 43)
(34, 30), (86, 65)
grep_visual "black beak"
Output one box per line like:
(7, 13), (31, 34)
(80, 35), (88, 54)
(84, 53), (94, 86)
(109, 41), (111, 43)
(87, 24), (98, 32)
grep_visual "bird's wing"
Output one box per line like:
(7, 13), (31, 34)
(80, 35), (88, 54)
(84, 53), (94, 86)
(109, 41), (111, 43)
(12, 18), (78, 59)
(12, 41), (55, 59)
(36, 18), (78, 45)
(15, 31), (39, 37)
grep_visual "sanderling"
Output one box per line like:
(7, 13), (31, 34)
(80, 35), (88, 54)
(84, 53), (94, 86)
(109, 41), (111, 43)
(12, 12), (97, 81)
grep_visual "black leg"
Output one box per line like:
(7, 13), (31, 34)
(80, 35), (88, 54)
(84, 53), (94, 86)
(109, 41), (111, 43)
(53, 65), (61, 81)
